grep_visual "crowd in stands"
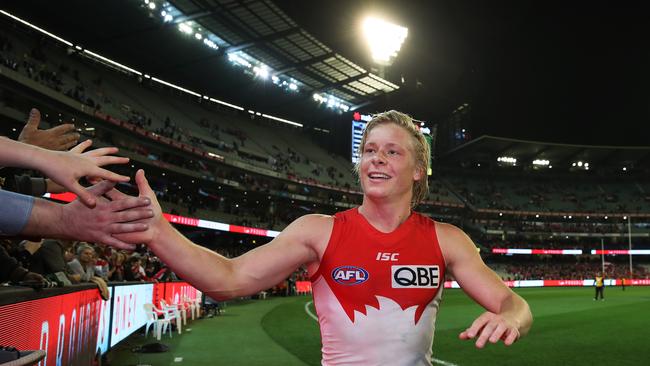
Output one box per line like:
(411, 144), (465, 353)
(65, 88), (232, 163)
(502, 261), (649, 281)
(1, 238), (176, 285)
(478, 235), (650, 251)
(449, 172), (650, 214)
(1, 28), (361, 192)
(479, 219), (650, 235)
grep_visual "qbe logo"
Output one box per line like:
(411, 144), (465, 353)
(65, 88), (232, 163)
(332, 266), (369, 285)
(391, 265), (440, 288)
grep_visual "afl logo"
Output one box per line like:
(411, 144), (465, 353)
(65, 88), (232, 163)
(332, 266), (369, 285)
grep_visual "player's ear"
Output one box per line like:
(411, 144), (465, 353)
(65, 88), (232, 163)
(413, 165), (423, 181)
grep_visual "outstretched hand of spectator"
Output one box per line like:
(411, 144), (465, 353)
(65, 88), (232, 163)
(18, 108), (80, 151)
(45, 139), (106, 193)
(36, 139), (131, 207)
(60, 180), (154, 250)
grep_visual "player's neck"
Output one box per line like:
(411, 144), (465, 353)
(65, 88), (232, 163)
(358, 196), (412, 233)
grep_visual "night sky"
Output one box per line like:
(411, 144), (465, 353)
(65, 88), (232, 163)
(276, 0), (650, 146)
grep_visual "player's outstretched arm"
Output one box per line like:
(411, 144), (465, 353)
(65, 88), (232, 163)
(436, 222), (532, 348)
(113, 169), (332, 300)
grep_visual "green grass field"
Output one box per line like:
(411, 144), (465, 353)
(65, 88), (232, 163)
(109, 286), (650, 365)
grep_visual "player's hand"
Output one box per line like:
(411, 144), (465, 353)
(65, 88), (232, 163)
(111, 169), (165, 246)
(18, 108), (80, 151)
(459, 311), (520, 348)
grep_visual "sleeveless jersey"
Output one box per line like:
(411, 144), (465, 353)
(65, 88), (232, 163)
(310, 208), (446, 366)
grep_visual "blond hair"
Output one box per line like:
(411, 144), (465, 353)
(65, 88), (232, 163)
(355, 110), (430, 208)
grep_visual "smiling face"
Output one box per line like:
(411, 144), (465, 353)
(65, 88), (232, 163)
(356, 110), (430, 208)
(359, 123), (423, 205)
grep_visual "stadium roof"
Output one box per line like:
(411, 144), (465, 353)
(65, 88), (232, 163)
(442, 135), (650, 169)
(167, 0), (399, 106)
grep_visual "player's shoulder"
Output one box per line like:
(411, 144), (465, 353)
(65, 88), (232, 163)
(285, 214), (334, 236)
(433, 222), (478, 264)
(294, 213), (335, 225)
(434, 221), (468, 241)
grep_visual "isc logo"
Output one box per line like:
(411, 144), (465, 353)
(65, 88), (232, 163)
(332, 266), (369, 285)
(376, 252), (399, 261)
(391, 265), (440, 289)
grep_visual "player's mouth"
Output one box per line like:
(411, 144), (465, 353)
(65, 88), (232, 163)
(368, 172), (392, 181)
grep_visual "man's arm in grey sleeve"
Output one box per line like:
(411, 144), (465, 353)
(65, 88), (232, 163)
(0, 189), (34, 236)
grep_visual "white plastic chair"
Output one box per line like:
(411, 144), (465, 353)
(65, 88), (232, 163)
(160, 299), (183, 333)
(143, 303), (172, 340)
(183, 296), (197, 320)
(193, 296), (202, 317)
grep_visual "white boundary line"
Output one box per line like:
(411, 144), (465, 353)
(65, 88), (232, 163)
(432, 358), (459, 366)
(304, 301), (459, 366)
(304, 301), (319, 321)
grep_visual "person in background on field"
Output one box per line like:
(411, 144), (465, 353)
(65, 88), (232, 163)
(594, 274), (604, 300)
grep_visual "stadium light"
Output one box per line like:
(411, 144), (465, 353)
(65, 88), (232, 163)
(228, 53), (252, 68)
(533, 159), (550, 166)
(148, 2), (156, 10)
(253, 65), (270, 79)
(178, 23), (193, 34)
(362, 17), (408, 65)
(497, 156), (517, 165)
(203, 38), (218, 49)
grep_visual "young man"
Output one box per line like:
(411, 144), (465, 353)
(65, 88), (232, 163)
(115, 110), (532, 365)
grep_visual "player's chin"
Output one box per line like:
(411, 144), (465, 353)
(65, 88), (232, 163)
(363, 187), (391, 200)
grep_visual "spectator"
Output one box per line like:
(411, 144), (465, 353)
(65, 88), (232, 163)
(93, 245), (111, 280)
(26, 239), (74, 281)
(108, 251), (127, 281)
(124, 255), (146, 281)
(67, 243), (97, 282)
(0, 245), (45, 285)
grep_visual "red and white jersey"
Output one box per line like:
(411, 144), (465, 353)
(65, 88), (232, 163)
(310, 208), (446, 366)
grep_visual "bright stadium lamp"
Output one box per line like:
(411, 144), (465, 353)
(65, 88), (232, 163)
(362, 17), (408, 65)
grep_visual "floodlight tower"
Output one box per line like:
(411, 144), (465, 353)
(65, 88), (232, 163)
(362, 17), (408, 77)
